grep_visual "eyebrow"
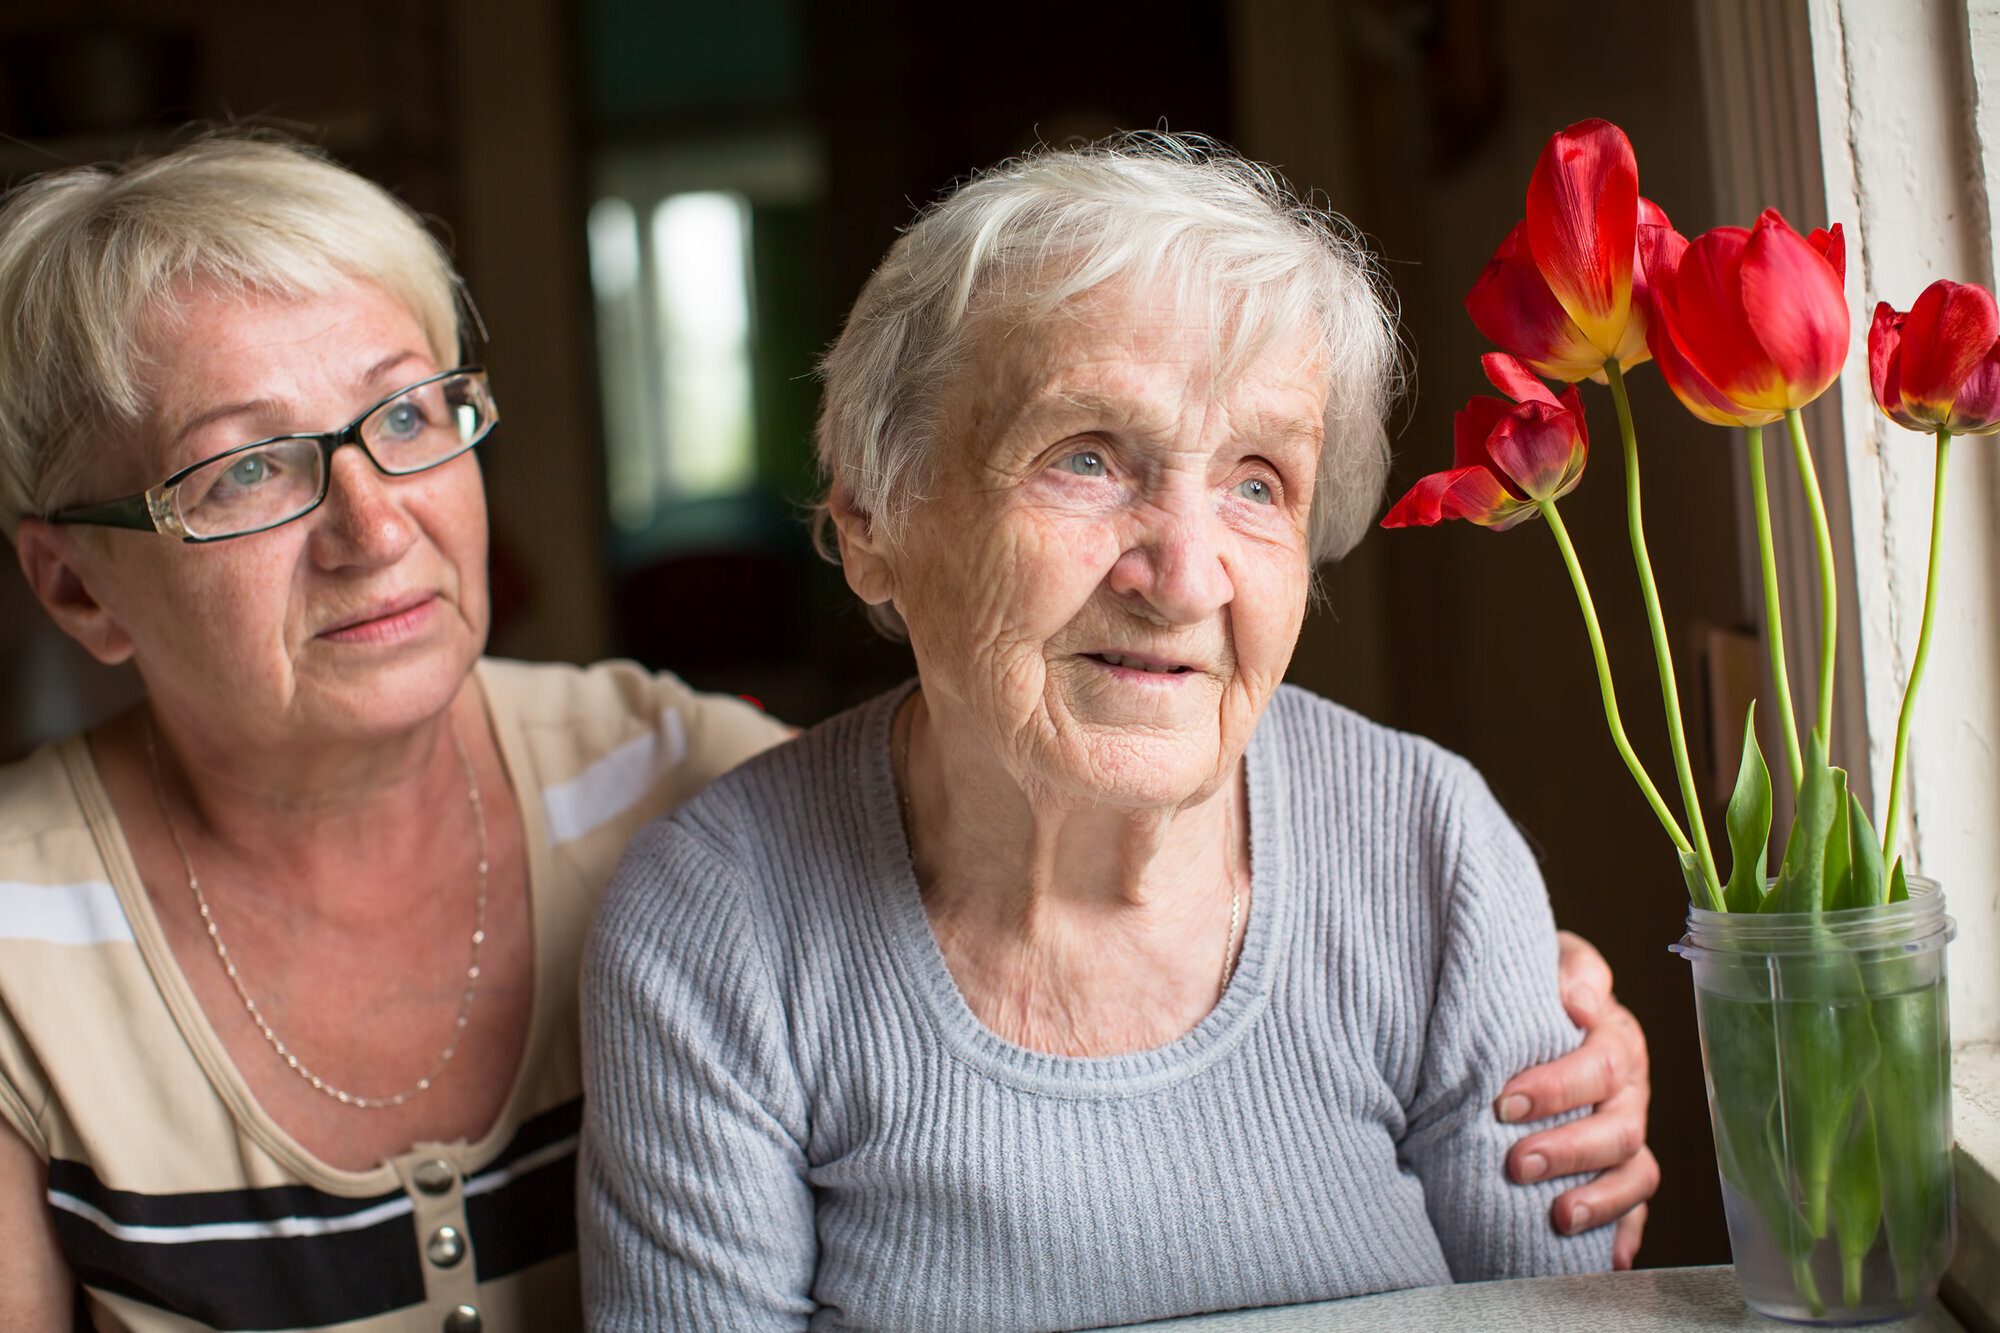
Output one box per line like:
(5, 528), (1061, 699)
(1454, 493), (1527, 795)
(163, 350), (435, 452)
(1011, 385), (1325, 450)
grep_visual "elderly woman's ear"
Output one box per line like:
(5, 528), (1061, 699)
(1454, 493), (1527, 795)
(12, 520), (136, 666)
(827, 480), (899, 609)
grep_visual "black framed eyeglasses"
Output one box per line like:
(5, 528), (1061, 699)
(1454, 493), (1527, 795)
(47, 367), (498, 543)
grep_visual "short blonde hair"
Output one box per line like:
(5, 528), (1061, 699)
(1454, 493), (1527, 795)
(816, 132), (1403, 600)
(0, 131), (469, 536)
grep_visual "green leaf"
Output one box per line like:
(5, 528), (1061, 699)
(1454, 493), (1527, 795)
(1830, 1088), (1883, 1307)
(1889, 856), (1910, 903)
(1832, 794), (1885, 911)
(1872, 980), (1954, 1302)
(1723, 705), (1772, 914)
(1822, 767), (1853, 911)
(1773, 951), (1880, 1243)
(1766, 732), (1837, 913)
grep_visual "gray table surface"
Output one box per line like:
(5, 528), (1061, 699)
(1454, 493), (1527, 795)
(1111, 1266), (1969, 1331)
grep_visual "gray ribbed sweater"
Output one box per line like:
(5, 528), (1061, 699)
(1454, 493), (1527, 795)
(580, 684), (1613, 1331)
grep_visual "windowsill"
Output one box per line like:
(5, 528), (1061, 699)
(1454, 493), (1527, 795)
(1948, 1043), (2000, 1332)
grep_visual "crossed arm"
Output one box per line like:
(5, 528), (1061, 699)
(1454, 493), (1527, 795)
(1519, 931), (1659, 1269)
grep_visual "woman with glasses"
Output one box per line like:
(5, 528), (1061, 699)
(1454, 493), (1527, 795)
(0, 135), (788, 1332)
(0, 135), (1652, 1332)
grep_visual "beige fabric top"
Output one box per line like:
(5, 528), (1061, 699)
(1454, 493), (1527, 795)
(0, 657), (787, 1332)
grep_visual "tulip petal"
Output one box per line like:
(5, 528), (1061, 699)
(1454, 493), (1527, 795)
(1666, 225), (1781, 405)
(1609, 197), (1672, 369)
(1808, 224), (1845, 284)
(1486, 400), (1589, 503)
(1481, 352), (1561, 407)
(1525, 119), (1640, 360)
(1948, 341), (2000, 434)
(1466, 223), (1609, 382)
(1738, 208), (1849, 409)
(1381, 470), (1457, 527)
(1657, 316), (1784, 427)
(1898, 280), (2000, 419)
(1382, 460), (1541, 530)
(1637, 217), (1686, 299)
(1437, 466), (1540, 528)
(1868, 302), (1915, 428)
(1454, 395), (1514, 470)
(1556, 383), (1589, 447)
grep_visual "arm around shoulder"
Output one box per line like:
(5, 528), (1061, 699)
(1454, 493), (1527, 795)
(1402, 763), (1617, 1280)
(579, 817), (816, 1330)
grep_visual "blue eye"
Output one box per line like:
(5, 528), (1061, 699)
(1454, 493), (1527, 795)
(378, 401), (426, 441)
(221, 454), (273, 489)
(1061, 451), (1107, 477)
(1234, 477), (1274, 505)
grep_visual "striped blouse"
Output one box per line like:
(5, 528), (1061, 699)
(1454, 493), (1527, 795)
(0, 658), (786, 1332)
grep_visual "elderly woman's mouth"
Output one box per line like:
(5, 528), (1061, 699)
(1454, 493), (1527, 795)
(317, 593), (440, 644)
(1086, 651), (1196, 676)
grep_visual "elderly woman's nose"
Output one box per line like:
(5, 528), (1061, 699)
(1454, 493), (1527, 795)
(313, 445), (418, 565)
(1106, 504), (1233, 623)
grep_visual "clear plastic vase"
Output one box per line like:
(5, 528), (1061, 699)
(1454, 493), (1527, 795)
(1671, 880), (1956, 1324)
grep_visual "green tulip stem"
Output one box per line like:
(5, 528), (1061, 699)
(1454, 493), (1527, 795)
(1539, 497), (1696, 860)
(1882, 428), (1952, 865)
(1786, 408), (1840, 751)
(1746, 426), (1805, 789)
(1606, 362), (1721, 898)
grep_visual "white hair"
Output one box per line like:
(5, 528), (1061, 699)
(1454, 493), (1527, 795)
(814, 131), (1403, 633)
(0, 131), (470, 537)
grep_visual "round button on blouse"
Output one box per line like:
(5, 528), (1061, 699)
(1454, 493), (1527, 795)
(426, 1224), (467, 1268)
(444, 1305), (482, 1333)
(413, 1159), (457, 1195)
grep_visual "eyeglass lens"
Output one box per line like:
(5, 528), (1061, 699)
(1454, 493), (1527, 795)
(173, 374), (493, 539)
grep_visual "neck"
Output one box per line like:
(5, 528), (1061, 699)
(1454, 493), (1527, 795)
(101, 675), (492, 916)
(902, 688), (1241, 909)
(898, 687), (1248, 1055)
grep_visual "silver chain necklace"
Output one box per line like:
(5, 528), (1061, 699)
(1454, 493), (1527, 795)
(144, 717), (489, 1110)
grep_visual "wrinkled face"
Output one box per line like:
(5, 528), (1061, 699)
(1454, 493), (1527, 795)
(74, 280), (488, 750)
(890, 283), (1327, 810)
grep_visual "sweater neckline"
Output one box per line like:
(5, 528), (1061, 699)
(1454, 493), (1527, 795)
(861, 680), (1292, 1099)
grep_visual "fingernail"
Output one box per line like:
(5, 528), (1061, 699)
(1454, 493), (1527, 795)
(1518, 1152), (1547, 1183)
(1567, 1203), (1591, 1233)
(1497, 1094), (1532, 1123)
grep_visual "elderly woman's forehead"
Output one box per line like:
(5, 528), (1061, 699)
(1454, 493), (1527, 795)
(966, 295), (1329, 407)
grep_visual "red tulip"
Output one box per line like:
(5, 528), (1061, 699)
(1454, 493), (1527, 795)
(1649, 208), (1848, 417)
(1465, 119), (1664, 382)
(1869, 280), (2000, 434)
(1639, 222), (1783, 427)
(1382, 354), (1589, 531)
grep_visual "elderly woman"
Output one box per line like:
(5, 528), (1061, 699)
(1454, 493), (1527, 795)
(0, 137), (789, 1331)
(580, 136), (1655, 1331)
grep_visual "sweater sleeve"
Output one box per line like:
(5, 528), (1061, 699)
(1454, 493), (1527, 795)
(579, 817), (817, 1330)
(1398, 761), (1617, 1280)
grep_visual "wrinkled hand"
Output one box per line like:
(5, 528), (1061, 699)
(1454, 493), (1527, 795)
(1497, 930), (1657, 1269)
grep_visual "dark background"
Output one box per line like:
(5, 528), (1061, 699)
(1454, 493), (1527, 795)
(0, 0), (1786, 1271)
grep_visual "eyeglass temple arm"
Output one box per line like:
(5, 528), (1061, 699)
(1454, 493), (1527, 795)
(46, 495), (162, 532)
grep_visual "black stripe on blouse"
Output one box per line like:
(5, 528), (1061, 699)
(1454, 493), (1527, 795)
(50, 1096), (581, 1330)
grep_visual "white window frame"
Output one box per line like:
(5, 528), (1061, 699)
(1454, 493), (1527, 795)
(1701, 0), (2000, 1049)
